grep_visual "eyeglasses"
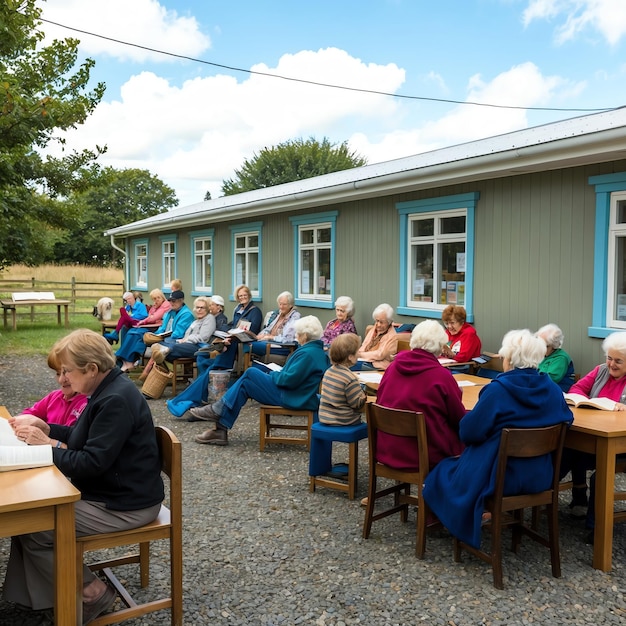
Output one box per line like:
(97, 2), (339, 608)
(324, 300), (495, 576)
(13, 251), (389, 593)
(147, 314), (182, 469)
(195, 305), (207, 310)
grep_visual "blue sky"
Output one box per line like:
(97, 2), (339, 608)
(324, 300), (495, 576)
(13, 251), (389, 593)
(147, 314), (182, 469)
(40, 0), (626, 207)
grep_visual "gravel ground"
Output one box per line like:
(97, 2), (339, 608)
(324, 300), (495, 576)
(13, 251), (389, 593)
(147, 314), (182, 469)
(1, 354), (626, 625)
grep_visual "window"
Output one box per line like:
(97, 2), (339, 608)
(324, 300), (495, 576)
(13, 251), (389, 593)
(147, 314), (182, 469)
(290, 212), (337, 308)
(396, 193), (478, 320)
(230, 223), (262, 299)
(589, 172), (626, 337)
(159, 236), (177, 289)
(132, 239), (148, 289)
(190, 230), (214, 294)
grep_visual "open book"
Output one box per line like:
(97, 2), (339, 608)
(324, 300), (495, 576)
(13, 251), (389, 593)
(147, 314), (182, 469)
(252, 360), (283, 373)
(223, 327), (258, 342)
(563, 393), (617, 411)
(0, 415), (53, 471)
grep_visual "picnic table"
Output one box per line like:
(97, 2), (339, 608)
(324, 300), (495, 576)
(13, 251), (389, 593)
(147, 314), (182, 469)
(0, 292), (71, 330)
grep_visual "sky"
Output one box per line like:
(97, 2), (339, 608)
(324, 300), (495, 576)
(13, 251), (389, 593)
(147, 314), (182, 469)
(38, 0), (626, 208)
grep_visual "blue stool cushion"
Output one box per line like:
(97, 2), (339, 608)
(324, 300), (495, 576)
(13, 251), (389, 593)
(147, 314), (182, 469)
(308, 421), (368, 477)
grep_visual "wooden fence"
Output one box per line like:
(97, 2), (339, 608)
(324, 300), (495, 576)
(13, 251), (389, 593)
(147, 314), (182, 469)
(0, 277), (125, 315)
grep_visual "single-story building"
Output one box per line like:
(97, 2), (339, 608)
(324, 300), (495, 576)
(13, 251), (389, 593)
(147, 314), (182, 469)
(105, 107), (626, 376)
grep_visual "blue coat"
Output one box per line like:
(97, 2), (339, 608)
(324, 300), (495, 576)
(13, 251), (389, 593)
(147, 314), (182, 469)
(155, 304), (194, 340)
(423, 368), (573, 548)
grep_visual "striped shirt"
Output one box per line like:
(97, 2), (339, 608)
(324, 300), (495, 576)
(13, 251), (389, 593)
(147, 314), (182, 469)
(319, 364), (366, 426)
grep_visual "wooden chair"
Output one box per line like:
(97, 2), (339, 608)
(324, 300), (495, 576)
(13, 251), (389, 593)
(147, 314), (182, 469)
(453, 423), (567, 589)
(259, 405), (316, 451)
(171, 357), (196, 395)
(76, 426), (183, 625)
(362, 403), (430, 558)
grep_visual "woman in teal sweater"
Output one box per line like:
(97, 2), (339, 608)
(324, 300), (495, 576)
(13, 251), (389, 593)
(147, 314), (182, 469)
(191, 316), (330, 446)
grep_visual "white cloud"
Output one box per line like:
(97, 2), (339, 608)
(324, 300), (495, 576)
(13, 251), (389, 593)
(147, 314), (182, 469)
(524, 0), (626, 45)
(41, 0), (210, 62)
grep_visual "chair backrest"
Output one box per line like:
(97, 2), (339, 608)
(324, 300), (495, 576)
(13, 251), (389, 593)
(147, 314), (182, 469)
(366, 403), (429, 477)
(155, 425), (182, 512)
(492, 424), (567, 501)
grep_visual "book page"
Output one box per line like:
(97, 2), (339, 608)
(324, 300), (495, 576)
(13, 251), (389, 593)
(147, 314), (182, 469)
(252, 360), (282, 372)
(357, 372), (384, 385)
(564, 393), (616, 410)
(0, 445), (53, 471)
(0, 417), (25, 447)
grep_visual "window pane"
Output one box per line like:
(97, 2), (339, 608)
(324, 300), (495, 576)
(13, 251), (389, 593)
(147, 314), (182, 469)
(248, 253), (259, 292)
(300, 229), (314, 245)
(317, 227), (331, 244)
(440, 215), (466, 234)
(439, 242), (466, 305)
(301, 250), (314, 295)
(615, 236), (626, 321)
(236, 252), (246, 286)
(411, 244), (434, 302)
(248, 235), (258, 248)
(412, 218), (434, 237)
(318, 248), (331, 294)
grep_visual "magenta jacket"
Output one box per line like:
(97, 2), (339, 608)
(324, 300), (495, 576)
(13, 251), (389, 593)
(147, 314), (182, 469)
(376, 348), (466, 471)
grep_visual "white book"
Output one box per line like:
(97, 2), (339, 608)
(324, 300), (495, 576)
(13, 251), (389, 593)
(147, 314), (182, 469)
(252, 360), (283, 372)
(563, 393), (617, 411)
(0, 417), (53, 471)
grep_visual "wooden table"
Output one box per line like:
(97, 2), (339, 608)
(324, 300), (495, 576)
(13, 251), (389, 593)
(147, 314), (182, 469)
(563, 407), (626, 571)
(0, 406), (81, 624)
(0, 299), (71, 330)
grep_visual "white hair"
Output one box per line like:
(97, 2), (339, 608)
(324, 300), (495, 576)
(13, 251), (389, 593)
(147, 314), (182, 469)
(409, 320), (448, 355)
(499, 329), (546, 369)
(276, 291), (294, 306)
(536, 323), (564, 349)
(294, 315), (323, 341)
(372, 303), (394, 322)
(603, 331), (626, 356)
(334, 296), (355, 317)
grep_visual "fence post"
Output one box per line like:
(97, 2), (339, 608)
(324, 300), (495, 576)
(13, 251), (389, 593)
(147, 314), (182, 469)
(71, 277), (76, 310)
(30, 277), (35, 321)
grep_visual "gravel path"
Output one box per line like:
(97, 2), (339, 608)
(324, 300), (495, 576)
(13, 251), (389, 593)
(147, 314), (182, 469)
(1, 354), (626, 625)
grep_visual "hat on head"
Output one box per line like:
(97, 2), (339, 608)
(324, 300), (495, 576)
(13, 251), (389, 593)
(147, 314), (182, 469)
(169, 290), (184, 301)
(211, 295), (225, 307)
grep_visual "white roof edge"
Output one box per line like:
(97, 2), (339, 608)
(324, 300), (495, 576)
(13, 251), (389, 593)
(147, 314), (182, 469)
(105, 107), (626, 237)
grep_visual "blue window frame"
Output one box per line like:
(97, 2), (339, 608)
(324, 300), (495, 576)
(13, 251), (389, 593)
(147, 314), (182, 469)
(230, 223), (262, 300)
(588, 172), (626, 338)
(190, 229), (214, 295)
(289, 211), (337, 309)
(131, 238), (149, 291)
(159, 234), (178, 290)
(396, 193), (478, 321)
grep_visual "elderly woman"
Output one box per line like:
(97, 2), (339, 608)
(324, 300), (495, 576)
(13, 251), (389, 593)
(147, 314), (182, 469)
(536, 323), (575, 391)
(321, 296), (358, 347)
(150, 296), (217, 364)
(440, 305), (482, 363)
(352, 303), (398, 371)
(423, 329), (573, 549)
(376, 320), (466, 471)
(114, 288), (171, 367)
(103, 291), (149, 344)
(561, 331), (626, 535)
(247, 291), (301, 361)
(190, 316), (330, 446)
(5, 329), (164, 622)
(14, 350), (88, 427)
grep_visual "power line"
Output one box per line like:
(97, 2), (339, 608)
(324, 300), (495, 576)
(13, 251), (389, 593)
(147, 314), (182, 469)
(40, 16), (617, 114)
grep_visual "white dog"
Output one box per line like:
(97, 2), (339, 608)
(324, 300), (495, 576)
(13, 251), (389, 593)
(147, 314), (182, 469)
(93, 297), (114, 321)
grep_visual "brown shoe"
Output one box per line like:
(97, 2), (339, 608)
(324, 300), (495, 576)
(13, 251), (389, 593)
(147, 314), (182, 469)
(195, 428), (228, 445)
(82, 584), (116, 624)
(151, 345), (166, 365)
(189, 404), (220, 422)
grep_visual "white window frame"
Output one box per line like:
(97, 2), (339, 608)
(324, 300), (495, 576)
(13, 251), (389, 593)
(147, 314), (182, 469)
(190, 229), (214, 295)
(132, 239), (148, 290)
(396, 193), (478, 321)
(159, 235), (177, 290)
(289, 212), (337, 309)
(606, 192), (626, 329)
(230, 223), (262, 300)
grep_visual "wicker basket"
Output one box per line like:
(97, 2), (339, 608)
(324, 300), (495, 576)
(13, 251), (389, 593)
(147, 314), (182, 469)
(141, 364), (173, 399)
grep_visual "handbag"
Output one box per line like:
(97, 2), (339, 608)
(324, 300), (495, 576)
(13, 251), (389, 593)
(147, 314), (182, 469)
(143, 332), (164, 346)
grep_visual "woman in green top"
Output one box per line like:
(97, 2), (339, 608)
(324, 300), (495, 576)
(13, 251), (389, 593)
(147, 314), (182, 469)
(536, 323), (575, 391)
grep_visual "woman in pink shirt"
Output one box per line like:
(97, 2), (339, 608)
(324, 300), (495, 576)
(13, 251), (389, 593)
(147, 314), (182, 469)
(16, 352), (88, 427)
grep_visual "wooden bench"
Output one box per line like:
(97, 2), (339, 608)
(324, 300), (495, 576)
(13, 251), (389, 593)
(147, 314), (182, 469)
(0, 292), (71, 331)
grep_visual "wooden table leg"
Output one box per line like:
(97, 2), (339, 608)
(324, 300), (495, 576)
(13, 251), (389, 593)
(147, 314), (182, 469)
(57, 305), (62, 326)
(11, 308), (16, 331)
(54, 501), (78, 625)
(593, 437), (616, 571)
(63, 304), (69, 328)
(2, 306), (6, 329)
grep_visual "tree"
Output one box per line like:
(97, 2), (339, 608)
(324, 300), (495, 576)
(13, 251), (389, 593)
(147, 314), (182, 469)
(0, 0), (105, 267)
(53, 167), (177, 266)
(204, 190), (212, 201)
(221, 137), (367, 196)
